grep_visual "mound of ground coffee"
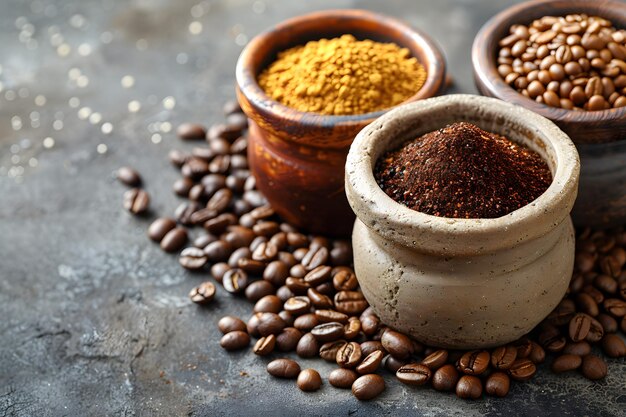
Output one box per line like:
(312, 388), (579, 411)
(374, 122), (552, 219)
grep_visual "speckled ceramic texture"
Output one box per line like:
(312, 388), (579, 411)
(345, 94), (581, 349)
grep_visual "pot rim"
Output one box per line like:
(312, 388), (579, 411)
(235, 9), (446, 147)
(345, 94), (580, 256)
(472, 0), (626, 125)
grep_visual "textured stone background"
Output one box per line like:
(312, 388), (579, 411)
(0, 0), (625, 416)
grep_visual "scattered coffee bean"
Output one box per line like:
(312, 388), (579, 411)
(352, 374), (385, 401)
(311, 322), (345, 343)
(551, 354), (582, 373)
(160, 227), (188, 252)
(508, 358), (537, 381)
(220, 330), (250, 351)
(421, 349), (448, 370)
(569, 313), (592, 342)
(336, 341), (362, 368)
(296, 332), (319, 358)
(456, 375), (482, 400)
(601, 333), (626, 358)
(148, 217), (176, 242)
(491, 345), (518, 370)
(381, 330), (414, 360)
(457, 350), (490, 375)
(329, 368), (358, 389)
(253, 334), (276, 356)
(222, 268), (249, 294)
(179, 247), (209, 270)
(396, 363), (432, 386)
(485, 372), (510, 397)
(319, 340), (347, 362)
(356, 350), (384, 375)
(116, 166), (142, 187)
(581, 354), (608, 380)
(253, 295), (282, 314)
(276, 327), (302, 352)
(177, 123), (206, 140)
(123, 188), (150, 215)
(267, 358), (300, 379)
(432, 364), (460, 392)
(360, 341), (385, 358)
(189, 281), (216, 305)
(297, 369), (322, 392)
(218, 316), (247, 334)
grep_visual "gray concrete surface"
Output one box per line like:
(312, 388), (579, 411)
(0, 0), (625, 416)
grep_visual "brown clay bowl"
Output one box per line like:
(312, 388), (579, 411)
(472, 0), (626, 228)
(236, 9), (446, 236)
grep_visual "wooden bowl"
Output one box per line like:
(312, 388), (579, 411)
(236, 9), (446, 236)
(472, 0), (626, 228)
(472, 0), (626, 144)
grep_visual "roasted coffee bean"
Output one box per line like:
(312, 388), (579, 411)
(356, 350), (384, 374)
(581, 354), (607, 380)
(267, 358), (300, 379)
(284, 296), (311, 315)
(456, 375), (482, 400)
(330, 241), (352, 266)
(315, 309), (349, 324)
(597, 313), (618, 333)
(547, 299), (576, 325)
(360, 341), (385, 358)
(296, 332), (319, 358)
(294, 313), (319, 332)
(306, 288), (333, 309)
(220, 331), (250, 351)
(190, 208), (218, 225)
(123, 188), (150, 214)
(160, 227), (188, 252)
(604, 298), (626, 317)
(276, 327), (303, 352)
(204, 213), (237, 235)
(204, 240), (233, 262)
(583, 285), (605, 304)
(277, 252), (297, 269)
(311, 322), (345, 343)
(243, 190), (267, 207)
(177, 123), (206, 140)
(563, 341), (592, 356)
(182, 157), (210, 179)
(148, 217), (177, 242)
(344, 318), (361, 340)
(191, 147), (215, 162)
(278, 310), (294, 327)
(253, 295), (282, 314)
(290, 263), (307, 278)
(576, 293), (599, 316)
(210, 262), (230, 283)
(601, 333), (626, 358)
(208, 122), (242, 142)
(237, 258), (266, 275)
(276, 285), (294, 302)
(360, 314), (381, 336)
(116, 166), (142, 186)
(169, 149), (188, 167)
(508, 358), (536, 381)
(432, 364), (460, 392)
(319, 340), (347, 362)
(381, 330), (414, 360)
(193, 233), (217, 249)
(218, 315), (246, 334)
(173, 178), (194, 196)
(334, 291), (368, 315)
(189, 281), (216, 305)
(529, 342), (546, 364)
(263, 260), (289, 286)
(491, 345), (518, 370)
(329, 368), (359, 389)
(396, 363), (432, 386)
(422, 349), (449, 370)
(303, 266), (332, 286)
(457, 350), (490, 375)
(538, 326), (566, 353)
(514, 337), (533, 358)
(586, 316), (605, 343)
(336, 342), (362, 368)
(551, 354), (582, 373)
(569, 313), (592, 342)
(252, 241), (278, 262)
(253, 334), (276, 356)
(485, 372), (510, 397)
(297, 369), (322, 392)
(352, 374), (385, 401)
(222, 269), (248, 294)
(246, 312), (263, 337)
(595, 274), (618, 294)
(175, 202), (200, 226)
(285, 277), (309, 294)
(257, 312), (286, 336)
(179, 247), (208, 270)
(228, 247), (252, 268)
(245, 280), (275, 303)
(332, 268), (359, 291)
(301, 246), (329, 270)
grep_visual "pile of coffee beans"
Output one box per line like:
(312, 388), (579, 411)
(497, 14), (626, 111)
(117, 99), (625, 401)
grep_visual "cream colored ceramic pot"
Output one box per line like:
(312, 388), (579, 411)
(345, 94), (580, 349)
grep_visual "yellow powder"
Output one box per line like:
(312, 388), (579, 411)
(258, 34), (428, 116)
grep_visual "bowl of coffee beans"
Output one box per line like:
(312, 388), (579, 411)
(471, 0), (626, 228)
(235, 9), (446, 237)
(345, 94), (580, 349)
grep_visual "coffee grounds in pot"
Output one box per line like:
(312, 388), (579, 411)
(374, 122), (552, 219)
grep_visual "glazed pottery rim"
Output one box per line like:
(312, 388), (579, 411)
(235, 8), (446, 129)
(472, 0), (626, 124)
(345, 94), (580, 254)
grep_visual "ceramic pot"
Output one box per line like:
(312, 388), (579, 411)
(236, 9), (446, 236)
(345, 94), (580, 349)
(471, 0), (626, 228)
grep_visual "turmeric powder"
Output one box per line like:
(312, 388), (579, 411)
(258, 34), (427, 116)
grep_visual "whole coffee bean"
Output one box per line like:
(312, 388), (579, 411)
(182, 157), (210, 179)
(204, 213), (237, 235)
(586, 316), (605, 343)
(253, 334), (276, 356)
(315, 309), (349, 324)
(267, 358), (300, 379)
(253, 295), (282, 314)
(173, 178), (193, 196)
(193, 233), (217, 249)
(576, 293), (599, 316)
(551, 354), (582, 373)
(252, 241), (279, 262)
(563, 341), (592, 356)
(168, 149), (188, 167)
(148, 217), (176, 242)
(222, 269), (249, 294)
(432, 364), (460, 392)
(344, 318), (361, 340)
(307, 288), (333, 310)
(175, 202), (200, 225)
(456, 375), (482, 400)
(491, 345), (518, 370)
(284, 296), (311, 315)
(296, 332), (319, 358)
(529, 342), (546, 364)
(508, 358), (536, 381)
(189, 281), (216, 305)
(303, 265), (332, 286)
(334, 291), (368, 315)
(360, 341), (385, 358)
(583, 285), (605, 304)
(311, 322), (345, 343)
(190, 208), (218, 225)
(485, 372), (510, 397)
(360, 314), (381, 336)
(301, 246), (329, 270)
(278, 310), (294, 327)
(547, 299), (576, 325)
(257, 312), (286, 336)
(601, 333), (626, 358)
(177, 123), (206, 140)
(604, 298), (626, 317)
(336, 342), (362, 368)
(514, 337), (533, 358)
(581, 354), (607, 380)
(220, 331), (250, 351)
(210, 262), (230, 283)
(569, 313), (592, 342)
(116, 166), (142, 186)
(276, 327), (302, 352)
(421, 349), (449, 370)
(237, 258), (266, 275)
(218, 315), (246, 334)
(384, 355), (408, 373)
(297, 369), (322, 392)
(396, 363), (432, 386)
(247, 312), (263, 337)
(356, 350), (384, 374)
(123, 188), (150, 214)
(179, 247), (208, 270)
(319, 340), (347, 362)
(352, 374), (385, 401)
(595, 274), (618, 294)
(381, 330), (414, 360)
(263, 260), (289, 286)
(294, 313), (319, 331)
(329, 368), (358, 389)
(538, 326), (566, 353)
(276, 285), (294, 302)
(245, 280), (275, 303)
(457, 350), (490, 375)
(160, 227), (188, 252)
(204, 240), (233, 262)
(596, 313), (618, 333)
(333, 269), (359, 291)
